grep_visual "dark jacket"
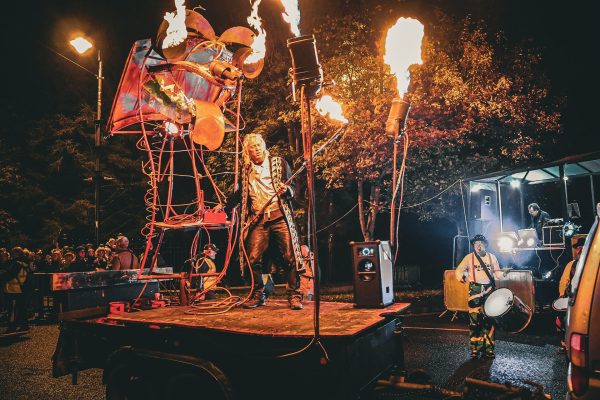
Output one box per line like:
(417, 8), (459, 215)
(1, 257), (32, 294)
(111, 249), (139, 271)
(530, 210), (551, 239)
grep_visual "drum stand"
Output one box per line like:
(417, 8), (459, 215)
(438, 309), (459, 321)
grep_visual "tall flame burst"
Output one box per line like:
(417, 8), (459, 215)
(383, 18), (424, 97)
(162, 0), (187, 49)
(279, 0), (301, 37)
(245, 0), (267, 64)
(315, 96), (348, 123)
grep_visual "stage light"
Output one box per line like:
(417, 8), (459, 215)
(510, 180), (520, 188)
(497, 236), (515, 253)
(526, 237), (536, 247)
(287, 34), (323, 98)
(563, 221), (581, 238)
(543, 271), (552, 279)
(70, 36), (93, 54)
(563, 176), (569, 181)
(496, 232), (518, 253)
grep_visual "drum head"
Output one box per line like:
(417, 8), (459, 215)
(553, 297), (569, 311)
(484, 288), (514, 317)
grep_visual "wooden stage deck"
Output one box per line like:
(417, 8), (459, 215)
(106, 300), (410, 338)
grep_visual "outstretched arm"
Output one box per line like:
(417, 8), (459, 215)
(455, 256), (469, 283)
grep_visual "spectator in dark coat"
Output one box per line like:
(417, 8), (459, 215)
(1, 247), (32, 333)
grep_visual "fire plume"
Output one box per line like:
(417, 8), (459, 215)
(162, 0), (187, 50)
(315, 95), (348, 123)
(383, 18), (424, 97)
(245, 0), (266, 64)
(279, 0), (301, 37)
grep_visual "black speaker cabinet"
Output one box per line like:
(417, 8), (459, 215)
(350, 240), (394, 308)
(471, 188), (497, 220)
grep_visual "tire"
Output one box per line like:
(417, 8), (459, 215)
(164, 369), (232, 400)
(105, 363), (158, 400)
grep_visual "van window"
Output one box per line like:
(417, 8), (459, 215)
(570, 217), (598, 300)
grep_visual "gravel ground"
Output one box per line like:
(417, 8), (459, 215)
(0, 325), (104, 400)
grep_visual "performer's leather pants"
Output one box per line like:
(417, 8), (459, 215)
(244, 214), (300, 296)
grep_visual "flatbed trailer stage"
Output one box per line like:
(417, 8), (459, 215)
(53, 300), (409, 400)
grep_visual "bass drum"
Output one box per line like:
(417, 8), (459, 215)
(483, 288), (533, 334)
(552, 297), (569, 312)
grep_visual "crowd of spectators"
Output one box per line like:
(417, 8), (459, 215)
(1, 236), (139, 275)
(0, 235), (140, 333)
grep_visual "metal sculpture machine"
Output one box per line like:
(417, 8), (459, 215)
(107, 7), (264, 302)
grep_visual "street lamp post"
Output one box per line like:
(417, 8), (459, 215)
(70, 37), (103, 246)
(94, 50), (103, 247)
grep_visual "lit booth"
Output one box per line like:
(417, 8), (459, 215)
(450, 152), (600, 309)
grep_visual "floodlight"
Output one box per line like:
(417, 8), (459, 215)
(563, 221), (581, 238)
(517, 228), (539, 248)
(496, 232), (518, 253)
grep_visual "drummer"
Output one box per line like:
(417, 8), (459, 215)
(555, 236), (585, 353)
(456, 234), (506, 359)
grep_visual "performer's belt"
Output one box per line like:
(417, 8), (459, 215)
(256, 205), (283, 222)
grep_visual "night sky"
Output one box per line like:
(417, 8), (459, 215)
(5, 0), (597, 155)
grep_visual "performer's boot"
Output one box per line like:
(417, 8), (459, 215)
(288, 294), (303, 310)
(244, 290), (268, 308)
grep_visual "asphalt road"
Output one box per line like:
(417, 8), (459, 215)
(0, 311), (568, 400)
(394, 312), (568, 399)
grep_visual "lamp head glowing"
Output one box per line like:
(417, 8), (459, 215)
(497, 236), (516, 253)
(510, 180), (521, 188)
(70, 36), (93, 54)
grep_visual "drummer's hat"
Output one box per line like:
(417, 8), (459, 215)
(470, 234), (488, 246)
(203, 243), (219, 253)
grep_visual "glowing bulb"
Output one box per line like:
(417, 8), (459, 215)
(70, 36), (93, 54)
(526, 238), (536, 247)
(497, 236), (515, 253)
(164, 121), (180, 136)
(563, 176), (569, 181)
(471, 184), (483, 193)
(510, 180), (521, 188)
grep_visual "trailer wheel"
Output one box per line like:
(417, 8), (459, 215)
(164, 368), (233, 400)
(106, 362), (157, 400)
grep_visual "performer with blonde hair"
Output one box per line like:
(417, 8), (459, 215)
(225, 134), (304, 310)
